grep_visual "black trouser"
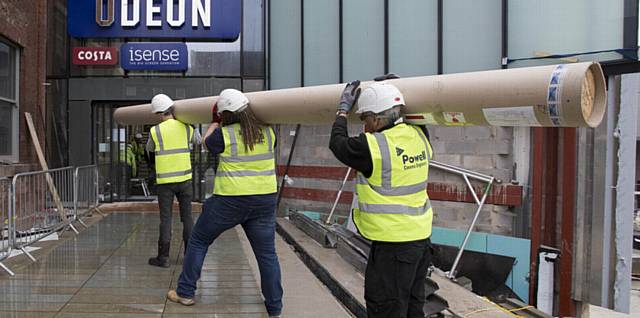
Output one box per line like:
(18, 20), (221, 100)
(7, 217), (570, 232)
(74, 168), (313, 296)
(364, 238), (432, 318)
(156, 180), (194, 259)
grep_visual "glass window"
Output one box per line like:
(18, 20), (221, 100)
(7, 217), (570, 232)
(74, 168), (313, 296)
(304, 0), (340, 85)
(47, 0), (68, 77)
(244, 0), (265, 77)
(213, 78), (242, 96)
(343, 0), (384, 81)
(0, 42), (17, 100)
(389, 0), (438, 77)
(187, 40), (241, 77)
(269, 0), (301, 89)
(46, 79), (68, 167)
(443, 0), (501, 73)
(0, 40), (18, 162)
(509, 0), (624, 68)
(243, 79), (265, 93)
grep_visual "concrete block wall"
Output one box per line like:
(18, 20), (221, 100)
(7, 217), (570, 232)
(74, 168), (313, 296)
(276, 123), (518, 236)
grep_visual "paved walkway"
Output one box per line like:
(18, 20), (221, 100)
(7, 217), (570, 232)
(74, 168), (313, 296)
(0, 213), (267, 317)
(0, 212), (352, 317)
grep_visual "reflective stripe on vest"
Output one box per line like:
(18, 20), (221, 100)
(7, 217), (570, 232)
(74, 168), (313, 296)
(214, 124), (277, 196)
(155, 124), (191, 155)
(355, 124), (433, 242)
(151, 119), (193, 184)
(357, 199), (432, 215)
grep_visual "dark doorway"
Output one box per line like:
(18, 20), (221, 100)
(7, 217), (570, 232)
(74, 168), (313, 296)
(93, 101), (213, 202)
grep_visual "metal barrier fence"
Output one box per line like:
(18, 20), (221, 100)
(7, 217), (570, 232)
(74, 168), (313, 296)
(74, 165), (100, 228)
(0, 177), (14, 276)
(11, 167), (79, 262)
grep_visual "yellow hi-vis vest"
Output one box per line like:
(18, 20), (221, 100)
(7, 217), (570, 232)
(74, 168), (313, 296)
(119, 143), (137, 176)
(214, 124), (277, 196)
(354, 123), (433, 242)
(150, 119), (194, 184)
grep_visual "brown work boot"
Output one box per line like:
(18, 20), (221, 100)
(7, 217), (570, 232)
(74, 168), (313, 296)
(167, 290), (195, 306)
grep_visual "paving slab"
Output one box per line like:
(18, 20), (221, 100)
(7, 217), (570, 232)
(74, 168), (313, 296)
(237, 223), (352, 318)
(0, 213), (268, 317)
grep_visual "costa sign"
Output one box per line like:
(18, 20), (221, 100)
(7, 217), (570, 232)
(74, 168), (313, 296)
(72, 47), (118, 65)
(68, 0), (241, 40)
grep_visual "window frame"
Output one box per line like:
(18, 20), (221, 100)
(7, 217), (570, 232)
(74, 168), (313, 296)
(0, 39), (19, 163)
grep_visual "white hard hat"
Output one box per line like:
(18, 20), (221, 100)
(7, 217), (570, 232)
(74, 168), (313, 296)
(151, 94), (174, 114)
(217, 89), (249, 114)
(356, 82), (405, 114)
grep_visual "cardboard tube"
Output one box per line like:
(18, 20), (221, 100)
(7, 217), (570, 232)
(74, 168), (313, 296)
(114, 62), (606, 128)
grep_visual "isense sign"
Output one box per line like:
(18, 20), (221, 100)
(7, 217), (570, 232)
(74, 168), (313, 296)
(67, 0), (241, 40)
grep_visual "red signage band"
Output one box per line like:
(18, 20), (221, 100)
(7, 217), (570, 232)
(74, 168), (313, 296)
(72, 47), (118, 65)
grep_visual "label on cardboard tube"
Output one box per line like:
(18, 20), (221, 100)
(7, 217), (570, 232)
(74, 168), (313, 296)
(404, 113), (440, 125)
(547, 65), (567, 126)
(483, 106), (542, 127)
(442, 112), (467, 126)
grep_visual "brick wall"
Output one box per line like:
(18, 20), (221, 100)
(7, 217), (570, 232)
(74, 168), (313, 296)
(276, 123), (519, 236)
(0, 0), (48, 174)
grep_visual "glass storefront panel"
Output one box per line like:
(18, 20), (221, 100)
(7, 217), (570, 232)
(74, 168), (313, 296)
(270, 0), (301, 89)
(443, 0), (502, 73)
(47, 0), (68, 77)
(244, 0), (265, 77)
(243, 79), (265, 92)
(389, 0), (438, 77)
(509, 0), (624, 67)
(187, 40), (241, 77)
(304, 0), (340, 85)
(46, 79), (69, 168)
(343, 0), (384, 81)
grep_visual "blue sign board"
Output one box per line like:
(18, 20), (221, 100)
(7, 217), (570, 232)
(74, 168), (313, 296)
(121, 43), (188, 71)
(68, 0), (241, 40)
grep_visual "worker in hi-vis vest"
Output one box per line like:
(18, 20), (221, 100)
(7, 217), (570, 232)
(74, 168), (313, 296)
(146, 94), (201, 268)
(329, 77), (434, 318)
(167, 89), (283, 318)
(118, 139), (137, 196)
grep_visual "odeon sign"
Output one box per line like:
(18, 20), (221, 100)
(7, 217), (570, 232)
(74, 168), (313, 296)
(67, 0), (241, 40)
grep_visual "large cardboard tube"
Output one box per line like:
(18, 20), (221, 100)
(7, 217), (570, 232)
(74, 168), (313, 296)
(114, 62), (606, 128)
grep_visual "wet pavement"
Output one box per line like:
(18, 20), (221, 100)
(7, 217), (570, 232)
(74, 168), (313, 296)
(0, 213), (269, 317)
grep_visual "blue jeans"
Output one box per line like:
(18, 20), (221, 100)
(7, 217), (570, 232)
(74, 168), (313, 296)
(177, 194), (283, 316)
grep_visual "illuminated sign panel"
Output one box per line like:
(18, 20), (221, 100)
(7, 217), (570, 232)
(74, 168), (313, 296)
(72, 47), (118, 65)
(120, 42), (188, 71)
(68, 0), (241, 40)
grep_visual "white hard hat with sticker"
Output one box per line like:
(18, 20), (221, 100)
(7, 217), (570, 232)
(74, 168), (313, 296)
(356, 82), (405, 115)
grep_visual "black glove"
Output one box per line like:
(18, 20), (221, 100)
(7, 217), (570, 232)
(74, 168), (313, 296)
(373, 73), (400, 81)
(337, 80), (361, 113)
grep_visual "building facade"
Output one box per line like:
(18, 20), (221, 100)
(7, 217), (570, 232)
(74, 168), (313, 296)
(0, 0), (48, 176)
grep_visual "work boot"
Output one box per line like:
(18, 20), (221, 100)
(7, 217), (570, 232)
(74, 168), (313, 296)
(167, 289), (195, 306)
(148, 256), (170, 268)
(149, 241), (170, 268)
